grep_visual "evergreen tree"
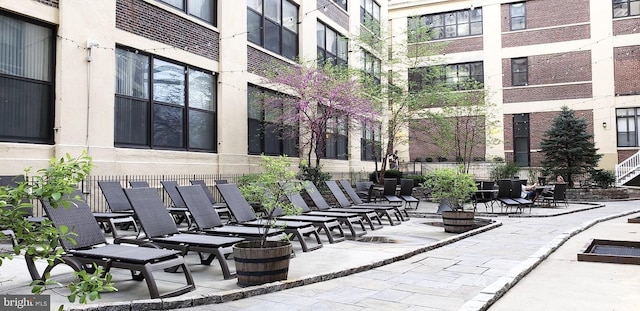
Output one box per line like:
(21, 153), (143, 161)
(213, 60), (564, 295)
(540, 106), (602, 187)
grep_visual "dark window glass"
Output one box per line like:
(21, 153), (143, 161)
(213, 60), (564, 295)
(510, 2), (526, 30)
(511, 58), (528, 86)
(247, 85), (299, 156)
(408, 7), (482, 42)
(317, 21), (348, 66)
(114, 47), (217, 151)
(247, 0), (298, 60)
(322, 113), (348, 160)
(513, 114), (530, 167)
(614, 0), (640, 18)
(360, 0), (381, 36)
(0, 13), (54, 144)
(616, 108), (639, 147)
(157, 0), (217, 26)
(333, 0), (347, 10)
(409, 61), (484, 92)
(361, 121), (381, 161)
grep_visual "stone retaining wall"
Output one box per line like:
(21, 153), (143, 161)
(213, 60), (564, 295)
(566, 188), (630, 201)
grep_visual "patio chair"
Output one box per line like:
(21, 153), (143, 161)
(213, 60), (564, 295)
(96, 181), (140, 238)
(302, 180), (383, 230)
(129, 180), (150, 188)
(511, 180), (533, 213)
(496, 179), (520, 213)
(216, 183), (323, 252)
(542, 183), (568, 208)
(472, 181), (495, 212)
(31, 191), (195, 298)
(283, 182), (367, 239)
(188, 180), (231, 219)
(382, 178), (404, 207)
(399, 179), (420, 210)
(160, 181), (196, 227)
(326, 180), (403, 225)
(176, 185), (286, 240)
(338, 179), (409, 220)
(123, 187), (245, 280)
(355, 181), (375, 202)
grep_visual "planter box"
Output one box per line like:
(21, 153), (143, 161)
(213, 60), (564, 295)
(233, 240), (292, 287)
(441, 211), (475, 233)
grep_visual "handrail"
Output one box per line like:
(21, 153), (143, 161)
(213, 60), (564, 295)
(615, 150), (640, 185)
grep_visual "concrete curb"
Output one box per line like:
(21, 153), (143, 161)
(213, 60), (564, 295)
(459, 206), (640, 311)
(68, 221), (503, 311)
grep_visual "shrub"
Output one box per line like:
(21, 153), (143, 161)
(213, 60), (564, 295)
(404, 174), (427, 185)
(591, 169), (616, 189)
(425, 157), (433, 162)
(437, 156), (448, 162)
(414, 157), (422, 162)
(421, 166), (477, 211)
(490, 161), (520, 181)
(297, 162), (332, 189)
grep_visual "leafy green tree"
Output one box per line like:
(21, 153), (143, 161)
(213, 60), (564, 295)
(540, 106), (603, 187)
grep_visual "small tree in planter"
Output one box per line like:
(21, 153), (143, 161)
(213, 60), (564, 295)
(235, 155), (302, 286)
(421, 166), (477, 233)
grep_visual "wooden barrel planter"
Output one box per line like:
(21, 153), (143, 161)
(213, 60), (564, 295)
(233, 240), (292, 287)
(441, 211), (475, 233)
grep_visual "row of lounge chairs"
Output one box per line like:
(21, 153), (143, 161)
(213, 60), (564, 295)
(4, 177), (416, 300)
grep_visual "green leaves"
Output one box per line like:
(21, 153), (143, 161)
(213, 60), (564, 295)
(67, 264), (117, 303)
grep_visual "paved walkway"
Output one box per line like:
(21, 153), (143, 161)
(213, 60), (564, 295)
(171, 201), (640, 311)
(2, 201), (639, 310)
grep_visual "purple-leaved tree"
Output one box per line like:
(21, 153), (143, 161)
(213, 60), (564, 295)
(262, 64), (382, 168)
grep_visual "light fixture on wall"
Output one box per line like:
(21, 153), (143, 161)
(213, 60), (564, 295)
(602, 122), (607, 128)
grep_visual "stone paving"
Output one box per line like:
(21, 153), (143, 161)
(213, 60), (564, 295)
(2, 201), (639, 310)
(168, 201), (640, 311)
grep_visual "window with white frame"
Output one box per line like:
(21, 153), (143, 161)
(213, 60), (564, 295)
(0, 12), (55, 144)
(157, 0), (216, 25)
(248, 0), (299, 60)
(510, 2), (526, 30)
(115, 47), (217, 151)
(617, 108), (640, 147)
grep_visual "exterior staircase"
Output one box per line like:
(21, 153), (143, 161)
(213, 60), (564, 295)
(616, 150), (640, 186)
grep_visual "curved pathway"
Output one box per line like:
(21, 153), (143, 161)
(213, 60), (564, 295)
(171, 201), (640, 311)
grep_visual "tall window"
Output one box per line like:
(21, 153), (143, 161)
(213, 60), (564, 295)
(115, 47), (217, 151)
(362, 49), (381, 85)
(510, 2), (526, 30)
(613, 0), (640, 18)
(617, 108), (639, 147)
(248, 0), (299, 60)
(513, 114), (530, 167)
(322, 114), (348, 160)
(248, 85), (298, 156)
(0, 13), (55, 144)
(408, 8), (482, 42)
(360, 0), (380, 36)
(157, 0), (216, 25)
(409, 62), (484, 92)
(317, 22), (348, 66)
(511, 58), (528, 86)
(361, 121), (381, 161)
(332, 0), (347, 11)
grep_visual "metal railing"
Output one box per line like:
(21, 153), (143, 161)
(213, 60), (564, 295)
(615, 150), (640, 186)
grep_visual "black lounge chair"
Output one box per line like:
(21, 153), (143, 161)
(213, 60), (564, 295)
(355, 181), (375, 202)
(381, 178), (404, 207)
(326, 180), (403, 225)
(216, 183), (323, 252)
(283, 182), (366, 240)
(176, 185), (286, 240)
(302, 181), (383, 230)
(338, 179), (409, 220)
(189, 180), (231, 218)
(496, 179), (521, 213)
(398, 179), (420, 210)
(96, 181), (140, 238)
(30, 192), (195, 299)
(130, 181), (190, 222)
(510, 180), (532, 213)
(123, 187), (245, 279)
